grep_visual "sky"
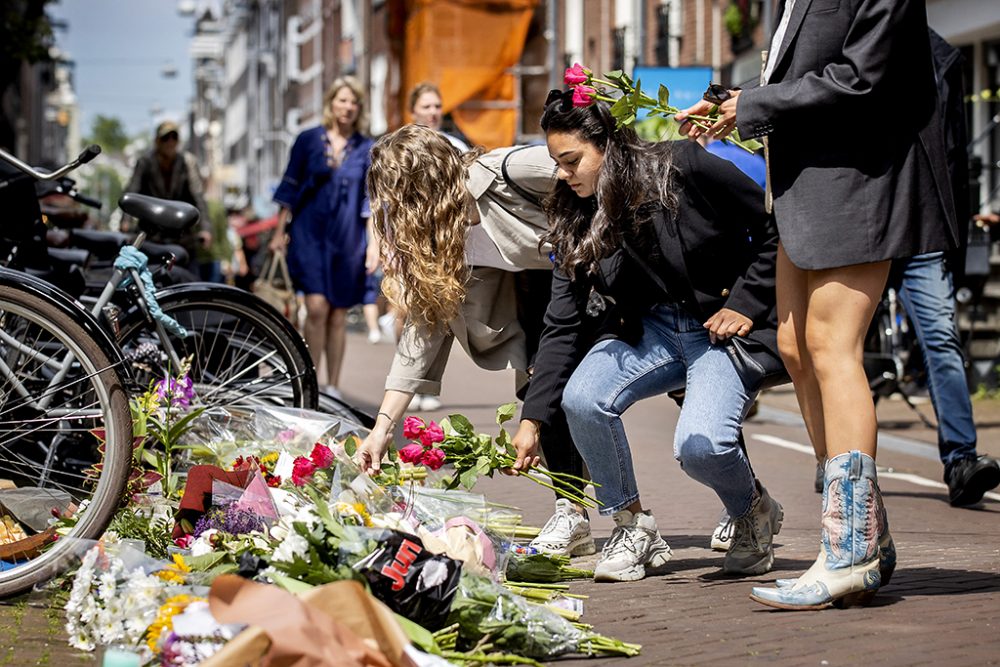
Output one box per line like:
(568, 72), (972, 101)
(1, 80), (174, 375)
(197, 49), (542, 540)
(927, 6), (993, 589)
(49, 0), (196, 141)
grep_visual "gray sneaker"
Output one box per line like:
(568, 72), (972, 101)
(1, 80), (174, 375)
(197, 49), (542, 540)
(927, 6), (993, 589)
(593, 509), (673, 582)
(711, 509), (733, 551)
(722, 485), (783, 576)
(529, 499), (596, 557)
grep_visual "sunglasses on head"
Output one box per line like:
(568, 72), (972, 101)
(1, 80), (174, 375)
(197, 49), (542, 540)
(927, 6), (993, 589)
(545, 88), (574, 110)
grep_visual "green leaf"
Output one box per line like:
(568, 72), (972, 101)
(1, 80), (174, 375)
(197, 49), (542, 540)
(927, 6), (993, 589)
(269, 572), (316, 594)
(459, 467), (479, 490)
(495, 402), (517, 426)
(658, 83), (670, 109)
(343, 435), (358, 457)
(495, 428), (511, 451)
(185, 551), (230, 572)
(448, 413), (475, 438)
(394, 613), (440, 653)
(609, 95), (632, 122)
(475, 456), (492, 476)
(605, 69), (626, 87)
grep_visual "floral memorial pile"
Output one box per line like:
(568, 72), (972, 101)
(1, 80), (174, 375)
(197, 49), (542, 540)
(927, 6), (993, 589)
(16, 370), (643, 666)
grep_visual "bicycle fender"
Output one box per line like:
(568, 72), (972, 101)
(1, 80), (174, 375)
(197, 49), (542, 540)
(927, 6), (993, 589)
(118, 281), (313, 372)
(0, 267), (132, 382)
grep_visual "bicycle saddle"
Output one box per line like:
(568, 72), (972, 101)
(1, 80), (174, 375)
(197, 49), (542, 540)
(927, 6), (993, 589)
(119, 193), (199, 233)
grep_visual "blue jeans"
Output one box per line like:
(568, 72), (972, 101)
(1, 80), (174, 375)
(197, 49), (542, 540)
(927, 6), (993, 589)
(896, 252), (977, 465)
(562, 303), (759, 517)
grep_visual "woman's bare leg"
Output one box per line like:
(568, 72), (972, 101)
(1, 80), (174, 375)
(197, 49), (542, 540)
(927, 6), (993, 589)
(776, 244), (827, 460)
(303, 294), (330, 384)
(804, 261), (890, 458)
(326, 307), (349, 389)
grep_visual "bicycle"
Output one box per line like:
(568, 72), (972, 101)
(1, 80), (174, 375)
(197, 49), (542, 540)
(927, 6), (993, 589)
(1, 147), (319, 412)
(0, 148), (132, 597)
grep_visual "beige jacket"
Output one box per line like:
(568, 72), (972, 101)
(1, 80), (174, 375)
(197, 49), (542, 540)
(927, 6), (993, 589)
(385, 145), (557, 395)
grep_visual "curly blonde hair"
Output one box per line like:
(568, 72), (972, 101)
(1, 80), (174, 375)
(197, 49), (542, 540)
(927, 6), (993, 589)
(368, 125), (473, 328)
(322, 76), (368, 134)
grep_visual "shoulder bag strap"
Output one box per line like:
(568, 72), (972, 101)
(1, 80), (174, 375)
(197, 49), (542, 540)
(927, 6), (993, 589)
(500, 146), (544, 209)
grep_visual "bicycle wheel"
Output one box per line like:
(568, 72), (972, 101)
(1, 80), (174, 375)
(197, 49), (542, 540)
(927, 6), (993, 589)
(0, 282), (132, 598)
(116, 284), (318, 410)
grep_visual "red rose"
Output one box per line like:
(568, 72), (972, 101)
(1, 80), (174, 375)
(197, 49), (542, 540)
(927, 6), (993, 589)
(291, 456), (317, 486)
(421, 448), (446, 471)
(402, 416), (425, 439)
(397, 443), (425, 465)
(419, 420), (445, 447)
(564, 63), (590, 86)
(571, 85), (597, 108)
(310, 443), (335, 469)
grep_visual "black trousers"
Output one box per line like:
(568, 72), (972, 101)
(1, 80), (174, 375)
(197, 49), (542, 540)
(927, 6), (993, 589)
(514, 270), (588, 496)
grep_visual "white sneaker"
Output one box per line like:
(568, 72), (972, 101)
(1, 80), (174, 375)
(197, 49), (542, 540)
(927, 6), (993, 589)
(711, 509), (733, 552)
(529, 499), (596, 557)
(378, 313), (396, 343)
(407, 394), (422, 411)
(367, 330), (382, 344)
(419, 395), (442, 411)
(722, 484), (783, 576)
(593, 509), (672, 582)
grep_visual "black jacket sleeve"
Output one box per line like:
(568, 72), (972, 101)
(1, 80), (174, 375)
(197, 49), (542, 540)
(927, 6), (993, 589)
(684, 145), (778, 327)
(520, 267), (588, 426)
(737, 0), (924, 139)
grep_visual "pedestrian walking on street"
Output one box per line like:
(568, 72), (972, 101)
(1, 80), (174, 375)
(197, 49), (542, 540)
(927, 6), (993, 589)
(269, 76), (377, 393)
(889, 30), (999, 507)
(514, 92), (784, 583)
(355, 124), (593, 558)
(679, 0), (960, 609)
(124, 120), (212, 274)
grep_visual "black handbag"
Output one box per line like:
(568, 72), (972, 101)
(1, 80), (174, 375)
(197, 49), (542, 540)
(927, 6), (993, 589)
(725, 335), (790, 391)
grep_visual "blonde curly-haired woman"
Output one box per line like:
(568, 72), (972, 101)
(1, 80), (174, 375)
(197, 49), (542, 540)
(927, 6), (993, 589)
(355, 124), (594, 558)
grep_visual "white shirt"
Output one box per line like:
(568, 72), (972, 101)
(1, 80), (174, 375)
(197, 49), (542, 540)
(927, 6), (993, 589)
(763, 0), (796, 83)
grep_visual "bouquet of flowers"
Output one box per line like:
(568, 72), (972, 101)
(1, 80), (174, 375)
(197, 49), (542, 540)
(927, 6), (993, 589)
(563, 62), (763, 153)
(398, 405), (599, 509)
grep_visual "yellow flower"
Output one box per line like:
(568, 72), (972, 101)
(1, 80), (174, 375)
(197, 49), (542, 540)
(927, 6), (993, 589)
(155, 553), (192, 584)
(260, 451), (280, 466)
(146, 594), (203, 652)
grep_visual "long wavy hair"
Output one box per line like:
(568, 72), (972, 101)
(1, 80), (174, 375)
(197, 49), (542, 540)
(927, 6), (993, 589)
(368, 124), (480, 328)
(540, 94), (678, 278)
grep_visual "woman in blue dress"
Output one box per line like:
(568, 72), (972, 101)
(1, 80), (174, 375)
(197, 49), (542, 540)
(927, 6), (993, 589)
(270, 76), (376, 391)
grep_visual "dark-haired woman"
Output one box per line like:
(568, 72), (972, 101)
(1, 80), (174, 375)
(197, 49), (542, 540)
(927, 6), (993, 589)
(513, 92), (784, 582)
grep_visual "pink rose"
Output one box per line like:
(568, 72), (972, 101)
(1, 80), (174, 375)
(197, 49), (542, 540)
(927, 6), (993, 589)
(564, 63), (590, 86)
(291, 456), (317, 486)
(571, 85), (596, 108)
(402, 416), (425, 440)
(310, 443), (335, 469)
(397, 443), (425, 465)
(421, 448), (446, 471)
(419, 420), (445, 447)
(174, 534), (194, 549)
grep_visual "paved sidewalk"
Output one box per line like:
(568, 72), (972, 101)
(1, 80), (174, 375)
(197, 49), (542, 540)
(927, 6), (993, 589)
(3, 330), (998, 666)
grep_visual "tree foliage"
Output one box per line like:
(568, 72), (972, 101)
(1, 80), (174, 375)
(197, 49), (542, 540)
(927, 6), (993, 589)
(86, 115), (131, 154)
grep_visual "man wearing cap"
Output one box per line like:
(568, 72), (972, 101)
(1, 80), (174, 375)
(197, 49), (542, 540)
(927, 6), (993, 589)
(124, 121), (211, 270)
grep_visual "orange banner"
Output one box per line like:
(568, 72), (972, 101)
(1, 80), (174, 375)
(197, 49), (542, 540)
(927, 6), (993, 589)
(402, 0), (539, 149)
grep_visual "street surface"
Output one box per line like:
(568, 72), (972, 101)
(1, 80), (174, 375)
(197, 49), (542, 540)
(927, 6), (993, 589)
(3, 329), (999, 665)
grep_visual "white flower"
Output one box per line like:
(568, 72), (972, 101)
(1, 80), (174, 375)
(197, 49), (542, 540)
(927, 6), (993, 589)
(190, 529), (219, 557)
(271, 530), (309, 563)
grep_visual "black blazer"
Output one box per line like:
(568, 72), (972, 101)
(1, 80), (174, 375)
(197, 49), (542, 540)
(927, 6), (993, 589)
(522, 142), (780, 426)
(737, 0), (959, 271)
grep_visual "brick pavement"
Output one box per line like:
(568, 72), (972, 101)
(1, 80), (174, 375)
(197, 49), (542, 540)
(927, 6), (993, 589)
(3, 330), (998, 666)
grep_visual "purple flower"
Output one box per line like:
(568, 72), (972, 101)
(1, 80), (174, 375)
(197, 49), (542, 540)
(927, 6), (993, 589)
(193, 505), (265, 537)
(155, 374), (196, 408)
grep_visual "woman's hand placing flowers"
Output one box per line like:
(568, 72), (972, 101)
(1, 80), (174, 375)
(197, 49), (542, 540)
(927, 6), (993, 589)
(508, 419), (542, 474)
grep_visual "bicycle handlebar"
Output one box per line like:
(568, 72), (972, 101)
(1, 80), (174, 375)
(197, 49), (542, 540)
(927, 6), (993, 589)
(0, 144), (102, 181)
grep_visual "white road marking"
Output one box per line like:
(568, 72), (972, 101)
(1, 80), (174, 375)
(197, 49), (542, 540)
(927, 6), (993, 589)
(750, 433), (1000, 502)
